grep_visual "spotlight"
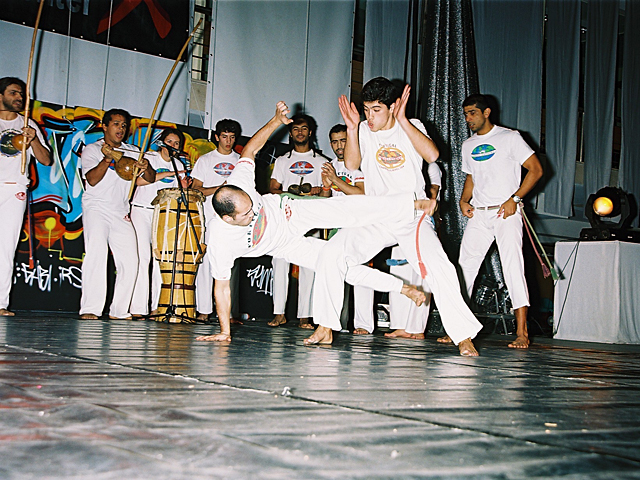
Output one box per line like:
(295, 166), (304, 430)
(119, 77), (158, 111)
(580, 187), (639, 241)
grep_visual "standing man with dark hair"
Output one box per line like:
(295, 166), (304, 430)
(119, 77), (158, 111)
(444, 94), (542, 348)
(192, 119), (242, 321)
(79, 108), (155, 319)
(268, 114), (328, 329)
(309, 77), (483, 354)
(321, 123), (375, 335)
(0, 77), (52, 316)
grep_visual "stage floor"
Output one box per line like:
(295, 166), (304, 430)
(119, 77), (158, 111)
(2, 314), (640, 479)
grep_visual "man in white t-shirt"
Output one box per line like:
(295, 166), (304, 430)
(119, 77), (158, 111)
(192, 119), (242, 321)
(0, 77), (52, 316)
(268, 114), (328, 330)
(321, 124), (374, 335)
(449, 94), (542, 349)
(196, 102), (430, 343)
(79, 109), (155, 319)
(309, 77), (482, 355)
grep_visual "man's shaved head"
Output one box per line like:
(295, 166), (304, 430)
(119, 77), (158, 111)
(213, 185), (254, 226)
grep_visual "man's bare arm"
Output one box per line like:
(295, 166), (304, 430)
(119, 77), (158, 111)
(243, 102), (292, 162)
(459, 174), (475, 218)
(269, 178), (283, 194)
(338, 95), (362, 170)
(498, 153), (544, 219)
(196, 279), (232, 342)
(394, 85), (439, 163)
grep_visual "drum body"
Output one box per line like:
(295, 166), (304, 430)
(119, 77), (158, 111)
(152, 188), (207, 322)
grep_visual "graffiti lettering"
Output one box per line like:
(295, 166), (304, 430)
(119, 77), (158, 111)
(58, 265), (82, 289)
(246, 265), (273, 296)
(17, 262), (52, 292)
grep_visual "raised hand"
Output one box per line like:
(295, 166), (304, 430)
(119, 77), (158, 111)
(275, 101), (292, 125)
(338, 95), (360, 130)
(393, 84), (411, 122)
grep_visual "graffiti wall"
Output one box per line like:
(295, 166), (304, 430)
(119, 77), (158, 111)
(10, 101), (282, 313)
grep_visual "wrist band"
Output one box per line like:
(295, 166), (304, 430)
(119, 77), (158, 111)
(322, 186), (330, 191)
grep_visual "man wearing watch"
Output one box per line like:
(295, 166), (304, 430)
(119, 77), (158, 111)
(454, 94), (543, 349)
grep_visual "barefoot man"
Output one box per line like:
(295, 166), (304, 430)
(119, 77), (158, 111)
(438, 94), (543, 349)
(196, 102), (428, 343)
(310, 77), (482, 356)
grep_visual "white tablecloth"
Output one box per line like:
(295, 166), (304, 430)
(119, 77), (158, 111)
(554, 241), (640, 344)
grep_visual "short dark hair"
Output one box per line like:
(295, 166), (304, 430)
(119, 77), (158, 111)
(288, 114), (316, 135)
(361, 77), (399, 108)
(213, 185), (245, 217)
(0, 77), (26, 96)
(103, 108), (132, 129)
(159, 128), (185, 150)
(215, 119), (241, 137)
(462, 94), (490, 112)
(329, 124), (347, 137)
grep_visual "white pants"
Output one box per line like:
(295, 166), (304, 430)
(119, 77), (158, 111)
(353, 285), (374, 332)
(80, 207), (139, 318)
(459, 209), (529, 309)
(130, 206), (161, 315)
(0, 185), (27, 310)
(315, 214), (483, 344)
(272, 257), (314, 318)
(389, 245), (432, 334)
(265, 193), (419, 330)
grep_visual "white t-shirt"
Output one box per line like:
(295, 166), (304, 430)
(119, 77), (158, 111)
(330, 157), (364, 197)
(207, 158), (290, 280)
(0, 115), (49, 186)
(191, 148), (240, 219)
(461, 125), (534, 207)
(81, 139), (140, 215)
(358, 119), (430, 199)
(132, 151), (181, 208)
(271, 150), (326, 190)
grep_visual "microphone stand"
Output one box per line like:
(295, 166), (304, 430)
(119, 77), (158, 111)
(148, 145), (206, 324)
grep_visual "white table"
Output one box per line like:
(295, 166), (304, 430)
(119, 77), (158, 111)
(554, 241), (640, 344)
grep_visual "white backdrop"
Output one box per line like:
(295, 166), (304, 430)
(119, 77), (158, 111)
(206, 0), (355, 156)
(0, 20), (190, 125)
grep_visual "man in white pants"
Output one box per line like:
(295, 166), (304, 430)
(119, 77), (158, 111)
(196, 102), (429, 343)
(269, 114), (328, 329)
(321, 124), (375, 335)
(0, 77), (52, 316)
(79, 109), (154, 319)
(386, 161), (442, 339)
(309, 77), (483, 355)
(448, 94), (542, 349)
(192, 119), (242, 321)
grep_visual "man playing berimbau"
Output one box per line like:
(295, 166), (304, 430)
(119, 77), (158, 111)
(196, 101), (432, 343)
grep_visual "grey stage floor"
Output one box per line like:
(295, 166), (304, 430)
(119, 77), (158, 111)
(1, 315), (640, 479)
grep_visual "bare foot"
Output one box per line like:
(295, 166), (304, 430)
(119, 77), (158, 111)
(437, 335), (453, 344)
(268, 314), (287, 327)
(196, 313), (209, 322)
(384, 329), (413, 338)
(299, 319), (315, 330)
(0, 308), (15, 316)
(303, 326), (333, 345)
(196, 333), (231, 342)
(80, 313), (99, 320)
(109, 315), (132, 320)
(230, 318), (244, 325)
(409, 333), (425, 339)
(131, 314), (145, 320)
(458, 338), (479, 356)
(508, 335), (530, 349)
(353, 328), (371, 335)
(400, 284), (426, 306)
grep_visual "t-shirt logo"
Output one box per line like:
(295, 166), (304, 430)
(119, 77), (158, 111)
(251, 206), (267, 246)
(376, 146), (405, 170)
(0, 130), (22, 157)
(156, 167), (175, 183)
(289, 161), (314, 176)
(471, 144), (496, 161)
(213, 162), (235, 177)
(332, 175), (353, 191)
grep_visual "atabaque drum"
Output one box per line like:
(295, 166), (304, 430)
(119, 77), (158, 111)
(152, 188), (207, 322)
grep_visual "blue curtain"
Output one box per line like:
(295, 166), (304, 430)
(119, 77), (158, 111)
(471, 0), (544, 143)
(582, 0), (619, 203)
(543, 0), (581, 217)
(619, 0), (640, 227)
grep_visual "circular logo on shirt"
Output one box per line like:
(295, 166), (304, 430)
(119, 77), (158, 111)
(15, 191), (26, 201)
(331, 175), (353, 191)
(156, 167), (175, 184)
(251, 206), (267, 246)
(213, 162), (235, 177)
(0, 130), (22, 157)
(289, 161), (315, 176)
(376, 146), (405, 169)
(471, 144), (496, 161)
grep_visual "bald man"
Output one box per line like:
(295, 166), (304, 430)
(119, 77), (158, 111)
(196, 102), (434, 343)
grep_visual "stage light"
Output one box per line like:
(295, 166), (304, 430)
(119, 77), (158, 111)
(580, 187), (639, 241)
